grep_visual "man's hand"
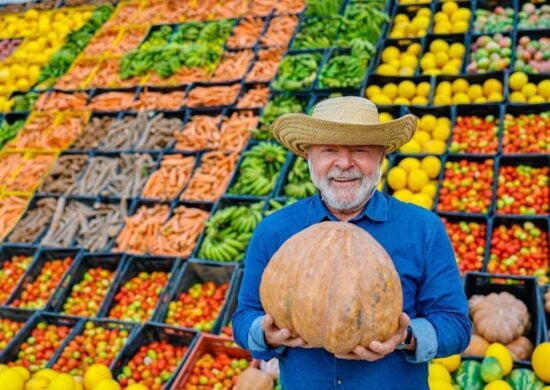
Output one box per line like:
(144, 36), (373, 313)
(335, 313), (412, 361)
(261, 314), (310, 348)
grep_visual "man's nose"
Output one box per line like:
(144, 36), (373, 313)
(334, 150), (354, 170)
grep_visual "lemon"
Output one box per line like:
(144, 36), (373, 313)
(93, 379), (120, 390)
(382, 46), (401, 63)
(409, 193), (433, 209)
(25, 378), (49, 390)
(393, 188), (413, 202)
(377, 180), (385, 192)
(394, 97), (411, 105)
(436, 81), (452, 96)
(433, 24), (451, 34)
(452, 92), (471, 104)
(467, 85), (483, 101)
(528, 95), (545, 104)
(413, 16), (430, 31)
(423, 140), (447, 154)
(394, 14), (409, 24)
(12, 367), (29, 382)
(432, 354), (461, 373)
(47, 373), (75, 390)
(434, 12), (449, 23)
(25, 8), (40, 20)
(382, 157), (389, 174)
(451, 20), (469, 33)
(441, 63), (459, 75)
(433, 123), (451, 141)
(84, 364), (112, 390)
(509, 91), (526, 103)
(412, 96), (429, 105)
(451, 8), (471, 22)
(538, 80), (550, 98)
(379, 112), (394, 123)
(407, 169), (429, 192)
(437, 117), (451, 128)
(521, 83), (537, 98)
(421, 56), (437, 72)
(418, 115), (437, 132)
(416, 82), (431, 98)
(486, 343), (513, 375)
(452, 78), (469, 94)
(430, 39), (449, 53)
(16, 79), (31, 91)
(387, 167), (408, 190)
(32, 369), (58, 381)
(487, 92), (503, 102)
(0, 368), (25, 390)
(429, 363), (452, 383)
(434, 52), (450, 68)
(400, 67), (415, 77)
(400, 54), (418, 69)
(405, 23), (418, 36)
(508, 72), (528, 91)
(407, 42), (422, 56)
(429, 380), (455, 390)
(474, 96), (487, 104)
(442, 1), (459, 15)
(126, 385), (149, 390)
(377, 64), (398, 76)
(371, 94), (393, 105)
(382, 83), (398, 99)
(366, 85), (382, 99)
(483, 78), (503, 96)
(413, 130), (432, 146)
(399, 157), (421, 173)
(484, 380), (513, 390)
(400, 139), (422, 153)
(420, 156), (442, 179)
(0, 364), (7, 374)
(398, 80), (416, 99)
(421, 182), (437, 198)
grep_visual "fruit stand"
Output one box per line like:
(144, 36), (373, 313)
(0, 0), (548, 389)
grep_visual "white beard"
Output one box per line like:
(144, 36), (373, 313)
(308, 160), (381, 211)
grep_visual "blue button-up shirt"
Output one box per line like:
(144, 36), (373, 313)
(232, 191), (471, 390)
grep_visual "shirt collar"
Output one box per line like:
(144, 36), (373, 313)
(307, 190), (388, 224)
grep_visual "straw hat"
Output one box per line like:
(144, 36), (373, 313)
(271, 96), (418, 158)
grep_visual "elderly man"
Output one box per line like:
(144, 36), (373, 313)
(232, 96), (471, 389)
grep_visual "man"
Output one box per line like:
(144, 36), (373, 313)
(232, 96), (471, 389)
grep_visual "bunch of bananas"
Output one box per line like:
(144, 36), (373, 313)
(283, 157), (317, 198)
(264, 198), (297, 216)
(198, 202), (264, 262)
(229, 142), (287, 196)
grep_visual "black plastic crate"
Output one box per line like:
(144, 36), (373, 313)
(0, 308), (34, 355)
(131, 87), (188, 113)
(0, 245), (39, 305)
(215, 269), (243, 339)
(472, 0), (517, 34)
(225, 16), (270, 50)
(291, 16), (341, 50)
(388, 3), (434, 39)
(362, 74), (433, 106)
(371, 37), (423, 77)
(463, 272), (545, 364)
(494, 155), (550, 216)
(466, 31), (515, 74)
(154, 260), (239, 334)
(48, 252), (127, 317)
(433, 71), (507, 105)
(430, 0), (473, 35)
(111, 323), (199, 389)
(0, 312), (81, 371)
(315, 47), (370, 92)
(269, 50), (326, 93)
(86, 87), (140, 114)
(5, 248), (81, 311)
(99, 255), (181, 322)
(422, 33), (468, 75)
(4, 196), (57, 246)
(517, 2), (550, 32)
(513, 29), (550, 74)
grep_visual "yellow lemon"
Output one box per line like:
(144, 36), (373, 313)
(432, 354), (461, 373)
(521, 83), (537, 98)
(449, 44), (465, 62)
(474, 96), (487, 104)
(452, 92), (471, 104)
(394, 96), (411, 105)
(399, 157), (421, 173)
(398, 80), (416, 99)
(409, 193), (433, 209)
(0, 368), (25, 390)
(16, 79), (30, 91)
(429, 380), (455, 390)
(441, 63), (460, 75)
(419, 114), (437, 132)
(371, 94), (393, 105)
(420, 155), (442, 179)
(84, 364), (112, 390)
(442, 1), (459, 15)
(433, 123), (451, 141)
(429, 363), (452, 383)
(93, 379), (120, 390)
(400, 53), (418, 69)
(400, 139), (422, 153)
(400, 67), (416, 77)
(394, 13), (410, 24)
(487, 92), (503, 102)
(467, 84), (484, 101)
(25, 378), (49, 390)
(12, 367), (30, 382)
(423, 140), (447, 154)
(32, 369), (58, 381)
(532, 342), (550, 383)
(485, 343), (513, 375)
(537, 79), (550, 98)
(421, 182), (438, 198)
(413, 16), (431, 31)
(483, 78), (503, 96)
(484, 380), (513, 390)
(382, 157), (389, 174)
(451, 20), (469, 33)
(377, 180), (385, 191)
(421, 56), (437, 71)
(434, 51), (450, 68)
(366, 85), (382, 99)
(451, 8), (471, 22)
(25, 8), (40, 20)
(452, 78), (469, 93)
(430, 39), (449, 53)
(417, 7), (432, 17)
(379, 112), (394, 123)
(411, 96), (428, 105)
(382, 46), (401, 63)
(437, 117), (451, 128)
(377, 64), (398, 76)
(382, 83), (398, 99)
(126, 385), (149, 390)
(508, 72), (528, 91)
(393, 188), (413, 202)
(434, 12), (449, 23)
(528, 95), (545, 104)
(0, 364), (7, 374)
(47, 373), (75, 390)
(387, 167), (408, 190)
(436, 81), (452, 96)
(407, 169), (429, 192)
(433, 23), (451, 34)
(407, 42), (422, 56)
(416, 82), (431, 97)
(509, 91), (526, 103)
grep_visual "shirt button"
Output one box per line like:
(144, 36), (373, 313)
(337, 379), (342, 385)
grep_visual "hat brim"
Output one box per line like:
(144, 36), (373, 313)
(271, 113), (418, 158)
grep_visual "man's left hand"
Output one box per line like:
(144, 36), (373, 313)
(335, 312), (412, 361)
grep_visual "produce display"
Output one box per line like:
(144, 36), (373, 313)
(0, 0), (548, 388)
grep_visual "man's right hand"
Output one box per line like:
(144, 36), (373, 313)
(261, 314), (309, 348)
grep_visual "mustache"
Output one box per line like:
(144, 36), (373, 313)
(326, 169), (363, 181)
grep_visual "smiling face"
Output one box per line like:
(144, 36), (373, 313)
(307, 145), (384, 211)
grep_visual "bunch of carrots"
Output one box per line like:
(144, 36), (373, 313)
(142, 154), (196, 200)
(187, 84), (240, 107)
(132, 89), (186, 111)
(246, 48), (285, 82)
(4, 153), (56, 192)
(175, 114), (221, 151)
(0, 196), (28, 240)
(237, 85), (270, 108)
(211, 50), (254, 83)
(226, 17), (265, 49)
(260, 15), (299, 47)
(55, 59), (98, 90)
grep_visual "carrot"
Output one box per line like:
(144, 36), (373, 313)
(141, 154), (196, 200)
(274, 0), (305, 14)
(5, 154), (56, 192)
(103, 1), (143, 29)
(211, 0), (248, 19)
(0, 153), (25, 184)
(186, 84), (240, 108)
(259, 15), (299, 47)
(219, 110), (257, 152)
(55, 60), (98, 90)
(211, 50), (254, 83)
(246, 47), (285, 82)
(152, 205), (210, 257)
(81, 27), (120, 57)
(115, 203), (170, 254)
(110, 27), (148, 55)
(131, 89), (186, 111)
(91, 58), (143, 89)
(38, 92), (88, 111)
(43, 114), (88, 150)
(180, 151), (240, 202)
(87, 91), (136, 111)
(8, 114), (55, 149)
(174, 114), (222, 151)
(247, 0), (277, 16)
(152, 1), (187, 24)
(0, 196), (28, 240)
(236, 85), (270, 108)
(226, 17), (265, 49)
(147, 67), (209, 87)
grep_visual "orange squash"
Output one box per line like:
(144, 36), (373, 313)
(506, 336), (533, 361)
(464, 334), (490, 356)
(235, 367), (274, 390)
(259, 221), (402, 355)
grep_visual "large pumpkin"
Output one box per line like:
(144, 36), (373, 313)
(259, 221), (403, 354)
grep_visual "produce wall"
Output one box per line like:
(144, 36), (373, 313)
(0, 0), (548, 389)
